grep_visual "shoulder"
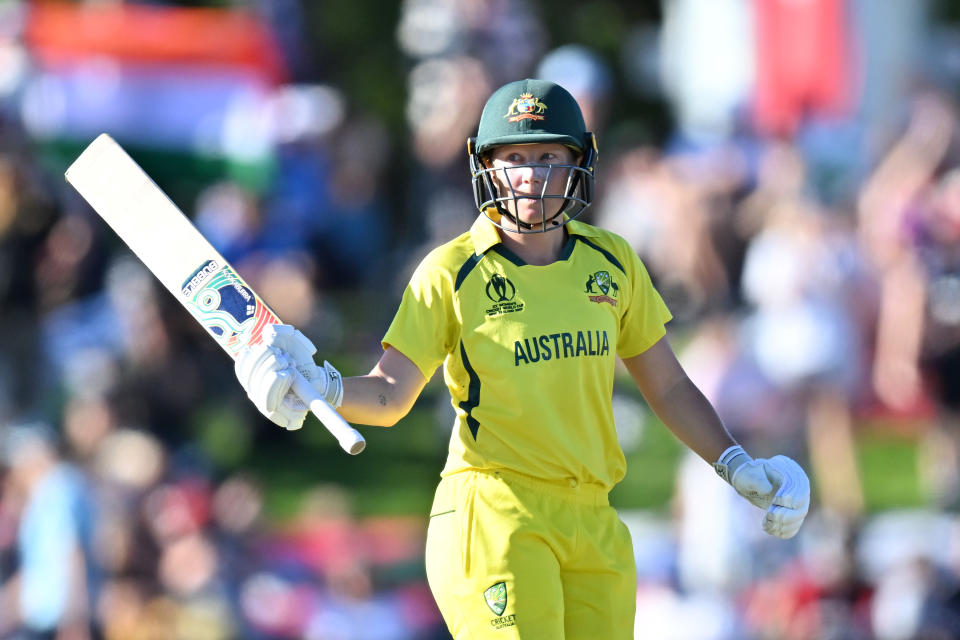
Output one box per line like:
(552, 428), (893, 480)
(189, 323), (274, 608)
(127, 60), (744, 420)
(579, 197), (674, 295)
(409, 231), (479, 289)
(569, 221), (640, 276)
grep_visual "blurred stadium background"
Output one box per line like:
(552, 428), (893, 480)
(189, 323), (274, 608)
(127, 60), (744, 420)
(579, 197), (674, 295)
(2, 0), (960, 638)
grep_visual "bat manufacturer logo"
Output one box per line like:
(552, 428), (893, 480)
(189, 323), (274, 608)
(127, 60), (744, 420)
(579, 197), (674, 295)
(181, 259), (220, 297)
(182, 259), (278, 354)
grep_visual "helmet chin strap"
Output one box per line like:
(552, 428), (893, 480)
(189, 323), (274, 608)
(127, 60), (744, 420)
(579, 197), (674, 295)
(492, 190), (569, 232)
(496, 207), (565, 232)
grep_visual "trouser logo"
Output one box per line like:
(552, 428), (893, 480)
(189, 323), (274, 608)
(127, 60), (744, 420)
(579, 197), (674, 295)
(484, 581), (516, 628)
(490, 614), (517, 630)
(484, 581), (507, 615)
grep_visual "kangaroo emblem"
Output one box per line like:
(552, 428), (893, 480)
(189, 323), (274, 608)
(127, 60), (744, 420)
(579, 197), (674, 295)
(505, 93), (547, 122)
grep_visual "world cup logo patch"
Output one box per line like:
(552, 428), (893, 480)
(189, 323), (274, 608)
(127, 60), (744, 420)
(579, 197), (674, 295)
(485, 273), (515, 302)
(484, 274), (524, 316)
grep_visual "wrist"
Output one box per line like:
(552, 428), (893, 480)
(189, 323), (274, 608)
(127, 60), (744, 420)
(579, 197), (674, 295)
(713, 444), (752, 484)
(320, 360), (343, 409)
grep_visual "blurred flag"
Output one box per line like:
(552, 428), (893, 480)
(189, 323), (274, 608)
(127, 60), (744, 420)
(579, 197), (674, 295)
(20, 1), (290, 188)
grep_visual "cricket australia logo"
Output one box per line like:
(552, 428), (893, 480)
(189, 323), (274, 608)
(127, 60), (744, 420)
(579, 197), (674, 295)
(485, 274), (524, 316)
(483, 581), (516, 629)
(585, 270), (619, 306)
(484, 582), (507, 616)
(504, 93), (547, 123)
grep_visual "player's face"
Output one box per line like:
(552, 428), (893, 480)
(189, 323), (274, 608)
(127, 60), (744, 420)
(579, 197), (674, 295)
(485, 143), (580, 231)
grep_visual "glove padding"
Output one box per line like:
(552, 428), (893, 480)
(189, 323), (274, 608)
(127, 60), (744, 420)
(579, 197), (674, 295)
(714, 445), (810, 539)
(235, 324), (342, 430)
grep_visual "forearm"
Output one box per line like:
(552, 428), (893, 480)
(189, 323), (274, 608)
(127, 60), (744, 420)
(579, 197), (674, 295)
(645, 375), (737, 464)
(872, 254), (926, 408)
(624, 339), (809, 538)
(338, 374), (413, 427)
(624, 338), (736, 463)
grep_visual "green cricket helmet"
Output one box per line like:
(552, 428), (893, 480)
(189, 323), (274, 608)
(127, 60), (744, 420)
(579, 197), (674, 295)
(467, 79), (598, 233)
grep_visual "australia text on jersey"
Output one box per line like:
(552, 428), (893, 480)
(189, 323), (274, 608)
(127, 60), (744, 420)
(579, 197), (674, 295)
(514, 330), (610, 366)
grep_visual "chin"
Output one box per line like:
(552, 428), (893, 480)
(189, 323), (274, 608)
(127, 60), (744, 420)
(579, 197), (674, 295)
(514, 208), (562, 225)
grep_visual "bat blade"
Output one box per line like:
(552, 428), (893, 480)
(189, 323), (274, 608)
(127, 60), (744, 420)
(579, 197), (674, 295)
(65, 134), (275, 355)
(65, 134), (365, 454)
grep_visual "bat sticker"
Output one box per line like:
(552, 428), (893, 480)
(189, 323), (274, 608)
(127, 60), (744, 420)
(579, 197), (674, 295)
(181, 259), (278, 356)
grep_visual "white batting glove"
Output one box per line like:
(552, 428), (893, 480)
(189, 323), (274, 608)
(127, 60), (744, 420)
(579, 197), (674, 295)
(235, 324), (343, 430)
(713, 445), (810, 539)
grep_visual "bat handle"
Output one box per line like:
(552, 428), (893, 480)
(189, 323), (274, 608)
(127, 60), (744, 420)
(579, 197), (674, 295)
(290, 372), (366, 455)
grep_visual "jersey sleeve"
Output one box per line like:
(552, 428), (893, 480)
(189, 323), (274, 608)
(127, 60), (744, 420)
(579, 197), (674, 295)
(616, 247), (672, 358)
(382, 252), (460, 380)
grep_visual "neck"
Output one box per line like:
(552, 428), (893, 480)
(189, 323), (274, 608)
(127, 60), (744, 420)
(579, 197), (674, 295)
(497, 227), (567, 265)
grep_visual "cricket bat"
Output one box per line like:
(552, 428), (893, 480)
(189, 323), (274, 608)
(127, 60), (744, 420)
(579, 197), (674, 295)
(65, 133), (365, 455)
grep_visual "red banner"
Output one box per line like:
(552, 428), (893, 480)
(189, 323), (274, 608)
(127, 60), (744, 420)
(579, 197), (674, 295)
(25, 1), (287, 85)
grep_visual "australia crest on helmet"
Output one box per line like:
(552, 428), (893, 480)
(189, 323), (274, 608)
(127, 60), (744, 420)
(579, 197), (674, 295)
(505, 93), (547, 123)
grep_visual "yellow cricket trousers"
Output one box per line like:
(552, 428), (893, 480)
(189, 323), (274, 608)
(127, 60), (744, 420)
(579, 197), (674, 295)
(425, 469), (636, 639)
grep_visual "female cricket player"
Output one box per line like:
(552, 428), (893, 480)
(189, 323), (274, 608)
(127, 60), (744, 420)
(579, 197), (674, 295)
(234, 79), (810, 639)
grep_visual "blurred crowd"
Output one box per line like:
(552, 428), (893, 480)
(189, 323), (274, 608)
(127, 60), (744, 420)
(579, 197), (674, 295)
(2, 0), (960, 638)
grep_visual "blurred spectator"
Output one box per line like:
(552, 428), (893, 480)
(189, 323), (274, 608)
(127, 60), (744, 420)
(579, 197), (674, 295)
(0, 143), (58, 420)
(0, 421), (97, 639)
(396, 0), (545, 87)
(738, 157), (868, 515)
(195, 181), (265, 266)
(741, 512), (873, 640)
(314, 115), (392, 289)
(658, 0), (754, 143)
(406, 56), (491, 172)
(593, 145), (742, 323)
(402, 55), (492, 284)
(861, 90), (960, 508)
(536, 44), (613, 135)
(863, 510), (960, 640)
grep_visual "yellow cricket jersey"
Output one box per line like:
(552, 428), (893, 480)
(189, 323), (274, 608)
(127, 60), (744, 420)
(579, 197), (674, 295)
(382, 215), (672, 491)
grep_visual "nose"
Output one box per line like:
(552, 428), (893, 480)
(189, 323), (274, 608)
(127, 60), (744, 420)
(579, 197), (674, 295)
(510, 164), (548, 188)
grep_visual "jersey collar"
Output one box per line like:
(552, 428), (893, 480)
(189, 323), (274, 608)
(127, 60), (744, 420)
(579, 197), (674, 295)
(469, 215), (601, 255)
